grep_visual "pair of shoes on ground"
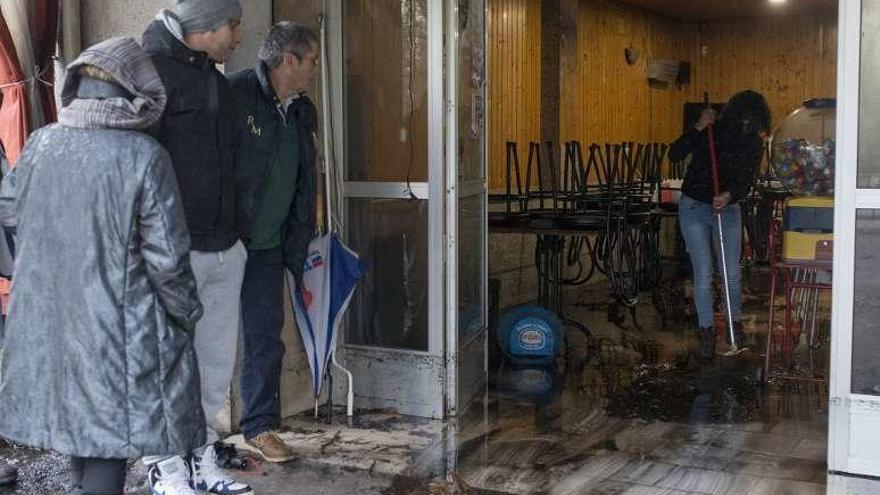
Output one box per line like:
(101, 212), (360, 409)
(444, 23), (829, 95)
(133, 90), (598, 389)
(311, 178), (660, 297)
(149, 432), (295, 494)
(148, 443), (253, 495)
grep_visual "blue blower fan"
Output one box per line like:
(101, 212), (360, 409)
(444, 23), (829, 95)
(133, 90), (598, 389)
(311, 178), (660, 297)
(497, 305), (563, 365)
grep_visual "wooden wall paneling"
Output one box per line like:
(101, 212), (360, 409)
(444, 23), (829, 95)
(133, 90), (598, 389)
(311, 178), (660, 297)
(565, 2), (689, 150)
(487, 0), (495, 189)
(491, 0), (506, 190)
(491, 0), (499, 190)
(516, 0), (524, 168)
(520, 0), (526, 151)
(487, 0), (541, 191)
(488, 0), (501, 189)
(489, 0), (503, 190)
(507, 0), (515, 189)
(691, 16), (837, 130)
(524, 0), (537, 187)
(806, 17), (823, 101)
(648, 16), (697, 169)
(528, 0), (541, 171)
(497, 0), (506, 191)
(822, 22), (838, 97)
(485, 1), (837, 190)
(503, 0), (511, 190)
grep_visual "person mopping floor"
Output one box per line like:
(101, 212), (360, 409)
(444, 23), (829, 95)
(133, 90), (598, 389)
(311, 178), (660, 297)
(669, 90), (772, 361)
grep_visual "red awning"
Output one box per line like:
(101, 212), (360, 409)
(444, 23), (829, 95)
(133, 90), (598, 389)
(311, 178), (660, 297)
(0, 11), (31, 165)
(0, 0), (59, 165)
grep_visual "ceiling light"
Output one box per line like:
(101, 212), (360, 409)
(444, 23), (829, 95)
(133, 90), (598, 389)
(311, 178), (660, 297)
(769, 0), (787, 4)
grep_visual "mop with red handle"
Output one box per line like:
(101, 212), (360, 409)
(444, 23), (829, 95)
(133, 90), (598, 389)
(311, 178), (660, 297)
(704, 93), (747, 357)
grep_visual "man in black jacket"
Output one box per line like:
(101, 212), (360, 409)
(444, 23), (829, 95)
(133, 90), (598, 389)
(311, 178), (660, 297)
(228, 21), (319, 463)
(141, 2), (252, 495)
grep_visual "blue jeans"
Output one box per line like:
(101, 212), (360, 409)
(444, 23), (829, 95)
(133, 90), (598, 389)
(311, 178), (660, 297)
(240, 247), (286, 439)
(678, 194), (742, 329)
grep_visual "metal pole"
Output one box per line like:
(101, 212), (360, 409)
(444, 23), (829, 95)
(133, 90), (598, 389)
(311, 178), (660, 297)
(715, 211), (739, 354)
(705, 93), (742, 355)
(319, 12), (332, 234)
(319, 5), (355, 418)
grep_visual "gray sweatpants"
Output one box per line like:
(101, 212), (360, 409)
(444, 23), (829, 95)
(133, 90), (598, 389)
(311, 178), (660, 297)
(190, 240), (247, 445)
(144, 240), (246, 463)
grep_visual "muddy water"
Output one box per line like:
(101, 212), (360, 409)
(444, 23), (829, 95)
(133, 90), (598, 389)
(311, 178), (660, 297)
(605, 362), (761, 424)
(0, 269), (831, 494)
(385, 269), (830, 493)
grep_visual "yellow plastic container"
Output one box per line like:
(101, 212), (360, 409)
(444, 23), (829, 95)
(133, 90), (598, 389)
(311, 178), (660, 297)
(782, 196), (834, 263)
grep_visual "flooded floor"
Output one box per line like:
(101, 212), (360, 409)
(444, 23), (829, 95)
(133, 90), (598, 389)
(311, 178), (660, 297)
(441, 267), (832, 494)
(0, 266), (873, 494)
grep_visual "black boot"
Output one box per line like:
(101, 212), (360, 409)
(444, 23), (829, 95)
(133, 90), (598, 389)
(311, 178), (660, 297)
(695, 327), (716, 362)
(725, 321), (748, 348)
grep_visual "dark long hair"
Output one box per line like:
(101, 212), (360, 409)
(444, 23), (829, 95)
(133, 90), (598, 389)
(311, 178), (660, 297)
(718, 90), (771, 140)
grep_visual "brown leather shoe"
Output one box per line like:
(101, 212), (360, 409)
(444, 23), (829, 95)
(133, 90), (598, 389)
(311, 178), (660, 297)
(245, 431), (295, 463)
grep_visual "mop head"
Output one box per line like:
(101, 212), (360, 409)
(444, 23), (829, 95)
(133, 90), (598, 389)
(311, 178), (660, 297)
(720, 343), (750, 357)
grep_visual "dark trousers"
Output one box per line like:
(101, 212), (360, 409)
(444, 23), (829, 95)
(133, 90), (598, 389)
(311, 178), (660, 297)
(69, 457), (126, 495)
(240, 247), (286, 439)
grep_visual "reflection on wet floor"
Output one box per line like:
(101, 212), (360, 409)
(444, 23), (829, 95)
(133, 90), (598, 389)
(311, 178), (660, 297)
(0, 268), (876, 494)
(443, 268), (833, 494)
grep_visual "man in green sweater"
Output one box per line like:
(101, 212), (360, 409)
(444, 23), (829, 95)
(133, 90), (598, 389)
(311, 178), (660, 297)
(228, 21), (319, 463)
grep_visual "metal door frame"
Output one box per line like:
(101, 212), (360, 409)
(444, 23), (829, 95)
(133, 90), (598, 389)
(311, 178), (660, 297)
(443, 0), (489, 417)
(829, 0), (880, 477)
(326, 0), (447, 419)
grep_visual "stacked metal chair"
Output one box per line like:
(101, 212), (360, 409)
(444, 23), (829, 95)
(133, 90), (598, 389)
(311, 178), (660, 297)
(489, 140), (667, 327)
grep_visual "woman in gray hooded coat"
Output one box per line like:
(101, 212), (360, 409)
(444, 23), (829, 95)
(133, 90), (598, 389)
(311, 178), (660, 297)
(0, 37), (205, 494)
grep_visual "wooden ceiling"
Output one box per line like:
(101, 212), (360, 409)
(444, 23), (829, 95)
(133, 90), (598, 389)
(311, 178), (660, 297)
(613, 0), (838, 21)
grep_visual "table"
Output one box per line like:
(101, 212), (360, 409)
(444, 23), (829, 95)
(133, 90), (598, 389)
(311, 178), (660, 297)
(764, 213), (832, 372)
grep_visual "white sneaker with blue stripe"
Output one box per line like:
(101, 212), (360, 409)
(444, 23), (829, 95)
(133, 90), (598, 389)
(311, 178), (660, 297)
(148, 456), (198, 495)
(191, 444), (254, 495)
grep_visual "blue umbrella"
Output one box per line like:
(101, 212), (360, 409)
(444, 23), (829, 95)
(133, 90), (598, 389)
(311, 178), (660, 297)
(287, 11), (363, 418)
(288, 233), (362, 413)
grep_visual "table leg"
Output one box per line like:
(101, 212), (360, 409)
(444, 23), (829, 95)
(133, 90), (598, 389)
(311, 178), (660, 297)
(785, 266), (793, 366)
(765, 263), (778, 378)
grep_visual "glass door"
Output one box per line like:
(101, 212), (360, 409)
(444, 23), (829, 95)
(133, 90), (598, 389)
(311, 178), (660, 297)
(327, 0), (488, 419)
(445, 0), (488, 416)
(330, 0), (446, 418)
(829, 0), (880, 477)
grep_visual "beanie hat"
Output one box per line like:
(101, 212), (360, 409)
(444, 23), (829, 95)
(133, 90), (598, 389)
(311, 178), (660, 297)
(175, 0), (242, 35)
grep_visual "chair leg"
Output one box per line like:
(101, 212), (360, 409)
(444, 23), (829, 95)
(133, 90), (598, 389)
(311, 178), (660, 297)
(764, 265), (778, 380)
(784, 267), (794, 366)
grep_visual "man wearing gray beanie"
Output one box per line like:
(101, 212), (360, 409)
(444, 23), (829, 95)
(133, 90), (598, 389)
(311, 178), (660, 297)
(176, 0), (243, 36)
(142, 2), (253, 495)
